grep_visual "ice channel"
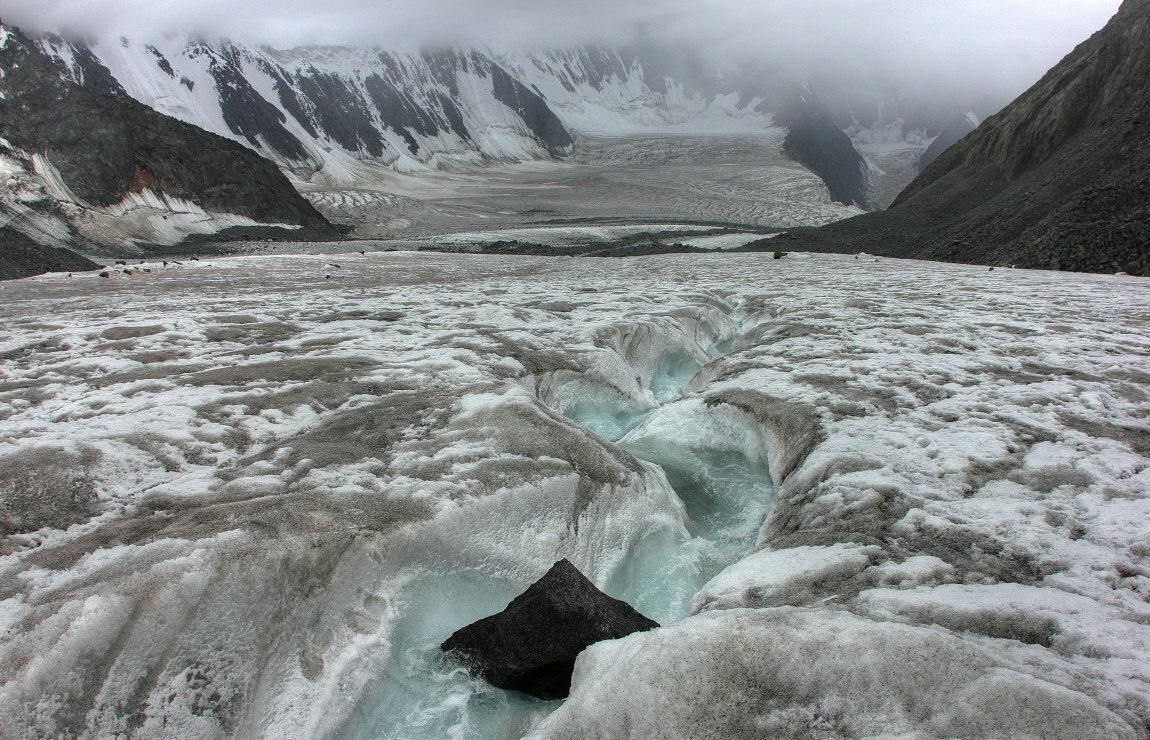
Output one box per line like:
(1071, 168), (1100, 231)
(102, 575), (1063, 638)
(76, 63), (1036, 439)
(571, 351), (776, 625)
(339, 572), (559, 739)
(342, 324), (776, 739)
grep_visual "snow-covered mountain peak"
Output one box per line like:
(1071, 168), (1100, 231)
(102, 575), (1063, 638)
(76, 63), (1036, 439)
(33, 34), (766, 186)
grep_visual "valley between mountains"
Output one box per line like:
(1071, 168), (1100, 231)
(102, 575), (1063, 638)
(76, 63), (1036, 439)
(0, 2), (1148, 738)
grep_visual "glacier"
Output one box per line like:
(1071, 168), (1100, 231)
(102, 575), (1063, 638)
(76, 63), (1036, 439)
(302, 133), (864, 243)
(7, 24), (945, 258)
(0, 249), (1147, 738)
(33, 32), (932, 215)
(42, 36), (759, 184)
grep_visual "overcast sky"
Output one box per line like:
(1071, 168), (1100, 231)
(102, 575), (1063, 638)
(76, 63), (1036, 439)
(1, 0), (1123, 106)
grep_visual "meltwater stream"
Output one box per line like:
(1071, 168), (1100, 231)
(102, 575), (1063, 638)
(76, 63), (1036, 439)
(340, 573), (560, 739)
(342, 348), (776, 738)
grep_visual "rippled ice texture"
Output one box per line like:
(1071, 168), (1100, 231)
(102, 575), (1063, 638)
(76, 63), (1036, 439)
(0, 251), (1148, 738)
(305, 134), (862, 240)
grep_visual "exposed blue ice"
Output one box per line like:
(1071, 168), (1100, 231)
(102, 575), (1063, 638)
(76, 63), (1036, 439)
(604, 443), (774, 624)
(339, 573), (560, 740)
(573, 352), (775, 623)
(558, 402), (650, 441)
(648, 352), (703, 405)
(345, 350), (775, 738)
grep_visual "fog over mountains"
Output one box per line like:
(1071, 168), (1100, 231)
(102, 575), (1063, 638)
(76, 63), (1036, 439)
(778, 0), (1150, 276)
(5, 0), (1120, 119)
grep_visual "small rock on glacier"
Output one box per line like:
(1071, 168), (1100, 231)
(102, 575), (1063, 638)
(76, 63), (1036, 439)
(441, 559), (659, 699)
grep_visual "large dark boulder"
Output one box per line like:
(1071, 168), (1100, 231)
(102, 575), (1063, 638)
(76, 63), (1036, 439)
(441, 559), (659, 699)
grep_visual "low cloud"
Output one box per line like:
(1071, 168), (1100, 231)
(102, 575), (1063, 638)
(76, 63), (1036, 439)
(1, 0), (1123, 113)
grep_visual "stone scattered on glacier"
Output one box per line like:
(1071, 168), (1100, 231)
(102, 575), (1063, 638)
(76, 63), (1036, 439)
(441, 559), (659, 699)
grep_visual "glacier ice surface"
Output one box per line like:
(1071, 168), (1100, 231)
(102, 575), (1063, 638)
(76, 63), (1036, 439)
(0, 250), (1147, 738)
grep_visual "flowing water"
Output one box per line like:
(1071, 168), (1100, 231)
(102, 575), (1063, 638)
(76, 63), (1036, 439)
(603, 443), (775, 624)
(343, 344), (776, 738)
(339, 573), (559, 740)
(570, 352), (776, 624)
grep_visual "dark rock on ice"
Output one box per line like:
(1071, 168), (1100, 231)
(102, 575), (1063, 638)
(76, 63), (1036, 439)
(441, 559), (659, 699)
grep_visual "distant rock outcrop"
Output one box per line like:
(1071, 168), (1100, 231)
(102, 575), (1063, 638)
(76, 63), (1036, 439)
(781, 93), (869, 210)
(441, 559), (659, 699)
(772, 0), (1150, 276)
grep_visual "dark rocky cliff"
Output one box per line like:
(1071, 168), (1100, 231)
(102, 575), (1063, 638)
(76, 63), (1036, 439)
(489, 63), (574, 157)
(782, 94), (868, 209)
(1, 28), (331, 226)
(772, 0), (1150, 276)
(772, 90), (869, 211)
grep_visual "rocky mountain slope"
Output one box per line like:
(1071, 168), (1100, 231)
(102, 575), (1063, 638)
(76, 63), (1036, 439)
(0, 226), (98, 281)
(0, 24), (335, 276)
(773, 0), (1149, 276)
(46, 38), (722, 184)
(916, 112), (980, 172)
(37, 34), (966, 205)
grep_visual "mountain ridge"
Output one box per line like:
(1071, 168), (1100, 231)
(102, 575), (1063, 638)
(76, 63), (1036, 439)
(0, 25), (336, 276)
(39, 33), (956, 197)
